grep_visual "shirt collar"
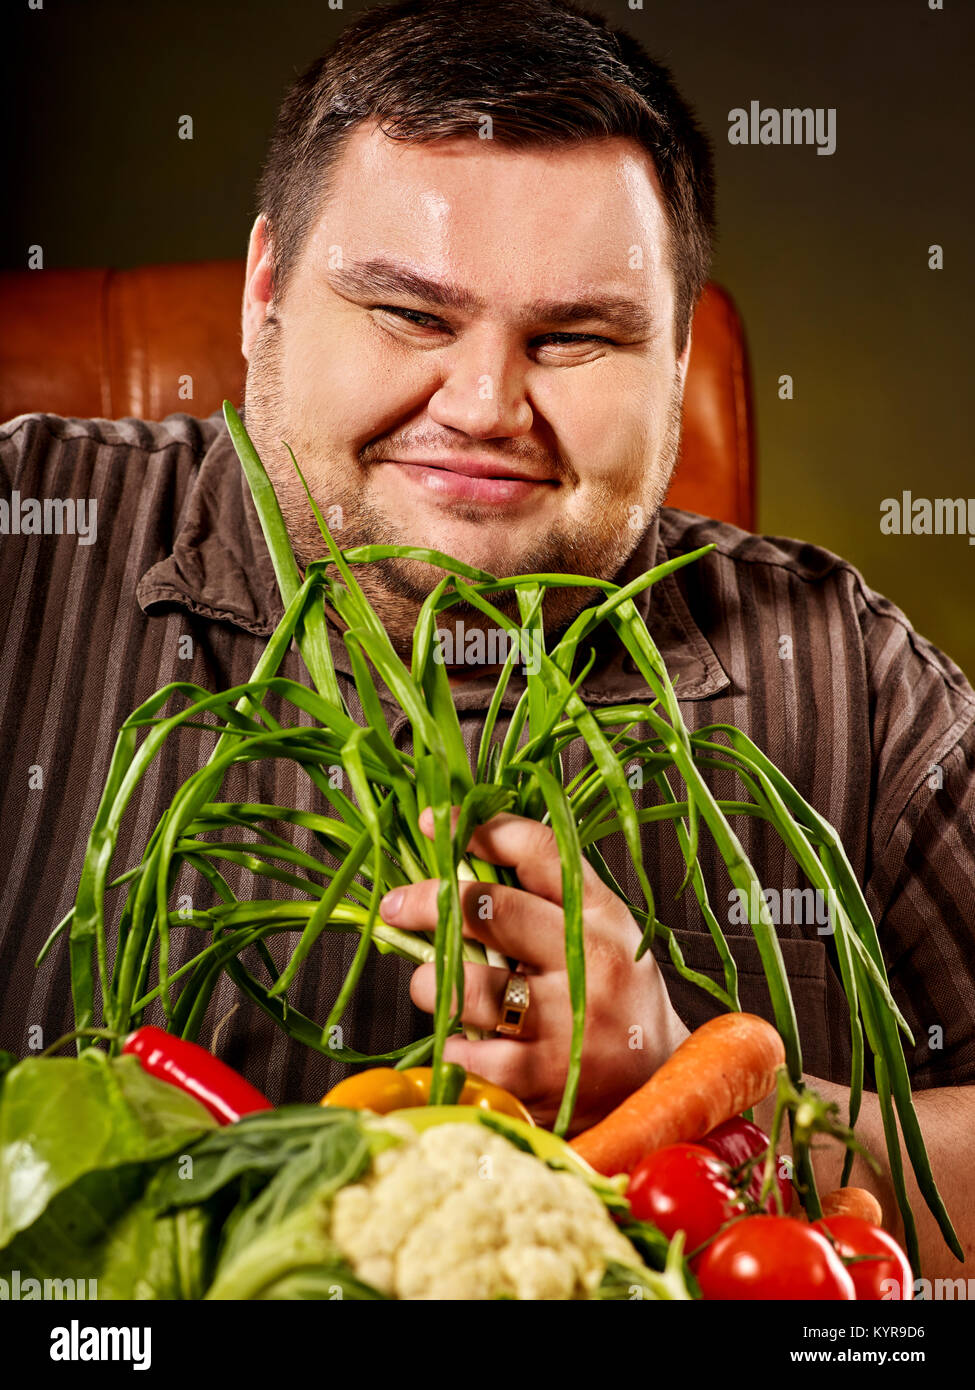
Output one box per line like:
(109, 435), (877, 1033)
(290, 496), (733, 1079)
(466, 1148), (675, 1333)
(137, 415), (730, 707)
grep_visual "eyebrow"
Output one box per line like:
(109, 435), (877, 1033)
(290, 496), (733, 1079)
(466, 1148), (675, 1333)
(326, 257), (656, 338)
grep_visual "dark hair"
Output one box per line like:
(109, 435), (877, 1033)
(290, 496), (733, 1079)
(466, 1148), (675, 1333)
(256, 0), (715, 352)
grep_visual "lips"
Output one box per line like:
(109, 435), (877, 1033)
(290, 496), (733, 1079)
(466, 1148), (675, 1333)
(382, 456), (558, 505)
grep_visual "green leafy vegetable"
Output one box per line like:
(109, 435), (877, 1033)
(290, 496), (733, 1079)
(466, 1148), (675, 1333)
(0, 1052), (215, 1248)
(150, 1105), (376, 1213)
(1, 1168), (215, 1299)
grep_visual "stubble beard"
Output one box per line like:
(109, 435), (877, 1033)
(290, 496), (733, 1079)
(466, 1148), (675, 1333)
(242, 312), (684, 661)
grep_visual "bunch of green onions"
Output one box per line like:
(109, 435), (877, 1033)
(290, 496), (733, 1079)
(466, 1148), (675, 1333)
(44, 401), (958, 1273)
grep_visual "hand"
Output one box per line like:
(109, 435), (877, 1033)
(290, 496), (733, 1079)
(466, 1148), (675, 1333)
(379, 807), (690, 1134)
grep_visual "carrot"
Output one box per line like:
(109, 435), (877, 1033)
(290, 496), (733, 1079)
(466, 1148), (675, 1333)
(820, 1186), (883, 1227)
(570, 1012), (785, 1176)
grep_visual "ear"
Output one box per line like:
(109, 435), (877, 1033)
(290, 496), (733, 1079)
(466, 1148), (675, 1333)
(241, 214), (275, 361)
(676, 324), (693, 387)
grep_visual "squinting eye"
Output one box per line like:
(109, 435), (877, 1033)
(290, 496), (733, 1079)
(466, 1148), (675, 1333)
(376, 306), (444, 329)
(536, 333), (611, 346)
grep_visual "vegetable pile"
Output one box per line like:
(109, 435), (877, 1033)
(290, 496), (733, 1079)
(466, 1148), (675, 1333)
(0, 1034), (918, 1300)
(0, 1049), (688, 1302)
(29, 401), (960, 1277)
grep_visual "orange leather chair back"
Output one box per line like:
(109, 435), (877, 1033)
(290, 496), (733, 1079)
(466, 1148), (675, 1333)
(0, 261), (755, 529)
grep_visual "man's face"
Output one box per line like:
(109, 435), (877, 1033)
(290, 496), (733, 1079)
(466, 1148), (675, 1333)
(242, 123), (688, 655)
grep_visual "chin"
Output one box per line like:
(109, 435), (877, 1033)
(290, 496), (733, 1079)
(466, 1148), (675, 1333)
(426, 522), (536, 569)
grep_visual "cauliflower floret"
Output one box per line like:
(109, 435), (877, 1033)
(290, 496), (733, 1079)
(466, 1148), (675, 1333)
(330, 1121), (643, 1300)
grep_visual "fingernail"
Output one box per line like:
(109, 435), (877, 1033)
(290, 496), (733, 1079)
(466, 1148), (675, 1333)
(381, 887), (404, 919)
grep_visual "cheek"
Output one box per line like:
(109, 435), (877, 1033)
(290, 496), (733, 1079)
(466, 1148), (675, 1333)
(284, 313), (436, 452)
(538, 362), (666, 478)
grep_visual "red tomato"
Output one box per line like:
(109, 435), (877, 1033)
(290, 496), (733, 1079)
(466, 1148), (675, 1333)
(696, 1215), (856, 1300)
(626, 1144), (747, 1254)
(700, 1116), (793, 1214)
(812, 1215), (913, 1300)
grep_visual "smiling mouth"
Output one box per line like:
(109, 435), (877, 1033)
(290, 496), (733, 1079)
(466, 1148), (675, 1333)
(381, 458), (559, 506)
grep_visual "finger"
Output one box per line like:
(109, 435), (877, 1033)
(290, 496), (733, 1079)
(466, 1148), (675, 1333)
(410, 961), (541, 1039)
(417, 806), (614, 912)
(441, 1035), (547, 1103)
(382, 878), (567, 971)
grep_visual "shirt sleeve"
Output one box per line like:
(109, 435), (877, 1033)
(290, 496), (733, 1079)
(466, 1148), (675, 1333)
(857, 579), (975, 1088)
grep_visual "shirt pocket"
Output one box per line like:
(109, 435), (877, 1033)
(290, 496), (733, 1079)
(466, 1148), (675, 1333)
(650, 928), (847, 1086)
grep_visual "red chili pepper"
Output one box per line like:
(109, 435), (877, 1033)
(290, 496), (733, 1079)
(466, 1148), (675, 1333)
(122, 1026), (273, 1125)
(699, 1115), (793, 1214)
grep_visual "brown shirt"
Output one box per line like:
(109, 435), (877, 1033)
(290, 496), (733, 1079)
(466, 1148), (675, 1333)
(2, 408), (974, 1102)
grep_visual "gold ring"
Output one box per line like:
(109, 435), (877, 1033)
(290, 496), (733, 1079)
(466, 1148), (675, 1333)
(496, 972), (530, 1037)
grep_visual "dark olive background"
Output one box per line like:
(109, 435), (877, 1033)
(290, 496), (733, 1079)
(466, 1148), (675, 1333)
(2, 0), (972, 677)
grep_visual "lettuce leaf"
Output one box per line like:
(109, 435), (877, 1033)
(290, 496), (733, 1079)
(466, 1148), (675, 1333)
(0, 1161), (217, 1299)
(150, 1104), (374, 1214)
(148, 1105), (387, 1300)
(0, 1051), (215, 1248)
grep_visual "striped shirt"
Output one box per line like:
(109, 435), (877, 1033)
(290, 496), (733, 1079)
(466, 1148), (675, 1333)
(2, 408), (974, 1103)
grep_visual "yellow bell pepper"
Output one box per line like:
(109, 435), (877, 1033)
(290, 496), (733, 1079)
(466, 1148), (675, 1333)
(321, 1067), (419, 1114)
(321, 1065), (534, 1125)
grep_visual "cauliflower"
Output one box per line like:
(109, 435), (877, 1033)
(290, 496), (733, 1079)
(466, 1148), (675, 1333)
(330, 1120), (644, 1300)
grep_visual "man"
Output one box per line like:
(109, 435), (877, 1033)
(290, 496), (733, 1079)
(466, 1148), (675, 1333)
(2, 0), (973, 1280)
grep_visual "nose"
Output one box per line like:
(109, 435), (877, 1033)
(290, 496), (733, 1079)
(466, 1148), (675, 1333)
(426, 329), (534, 439)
